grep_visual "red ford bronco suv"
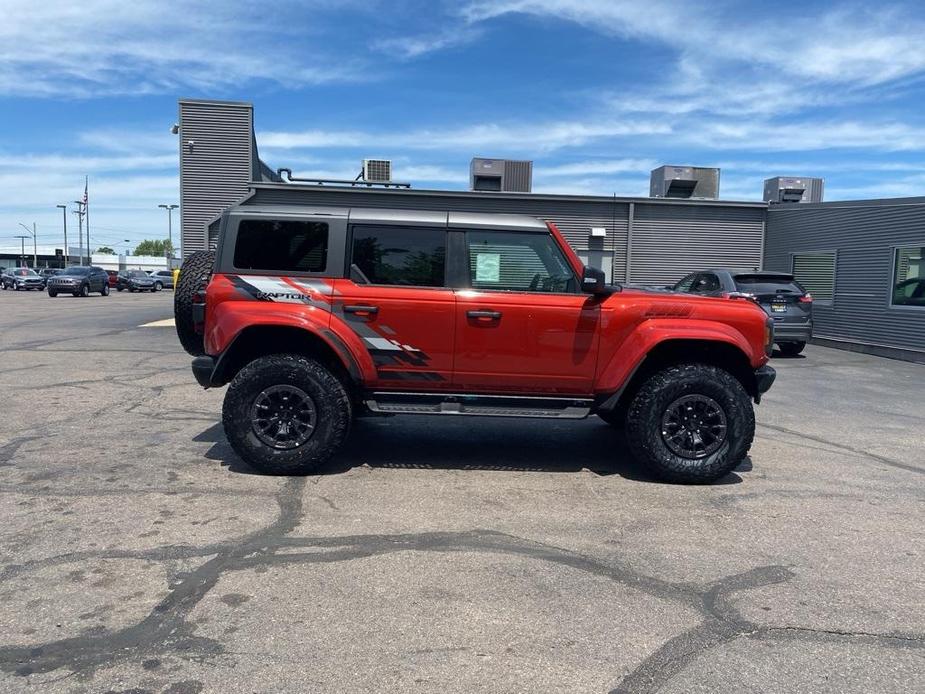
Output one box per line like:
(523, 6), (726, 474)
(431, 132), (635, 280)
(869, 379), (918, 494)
(175, 204), (775, 484)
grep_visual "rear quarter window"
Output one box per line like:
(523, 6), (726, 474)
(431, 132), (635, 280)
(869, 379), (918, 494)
(233, 219), (329, 273)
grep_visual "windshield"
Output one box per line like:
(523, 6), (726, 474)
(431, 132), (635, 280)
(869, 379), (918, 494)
(734, 274), (805, 295)
(128, 270), (149, 278)
(14, 269), (39, 276)
(61, 267), (91, 276)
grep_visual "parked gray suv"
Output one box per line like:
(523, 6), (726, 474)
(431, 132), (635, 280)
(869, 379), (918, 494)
(673, 269), (813, 356)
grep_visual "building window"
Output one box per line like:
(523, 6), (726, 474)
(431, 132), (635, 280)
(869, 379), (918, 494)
(891, 245), (925, 308)
(234, 219), (328, 272)
(792, 252), (835, 304)
(350, 225), (446, 287)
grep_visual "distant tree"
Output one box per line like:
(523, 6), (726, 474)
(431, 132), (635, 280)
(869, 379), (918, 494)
(133, 239), (174, 257)
(95, 246), (115, 254)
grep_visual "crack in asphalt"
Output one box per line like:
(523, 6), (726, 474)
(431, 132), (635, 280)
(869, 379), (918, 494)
(1, 477), (921, 690)
(758, 422), (924, 475)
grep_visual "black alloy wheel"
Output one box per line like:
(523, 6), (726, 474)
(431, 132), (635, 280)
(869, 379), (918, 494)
(660, 394), (728, 459)
(249, 384), (318, 450)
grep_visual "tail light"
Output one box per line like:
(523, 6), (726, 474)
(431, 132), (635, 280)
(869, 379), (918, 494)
(764, 317), (775, 357)
(799, 294), (813, 303)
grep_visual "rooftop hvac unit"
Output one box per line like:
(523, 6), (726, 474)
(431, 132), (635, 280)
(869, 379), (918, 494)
(362, 159), (392, 183)
(470, 158), (532, 193)
(763, 176), (824, 204)
(650, 165), (720, 199)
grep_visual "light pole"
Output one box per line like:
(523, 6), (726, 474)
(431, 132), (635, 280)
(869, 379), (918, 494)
(17, 222), (37, 268)
(56, 205), (69, 266)
(124, 239), (132, 256)
(158, 204), (178, 263)
(14, 235), (28, 267)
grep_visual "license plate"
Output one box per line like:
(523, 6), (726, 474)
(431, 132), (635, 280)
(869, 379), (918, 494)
(771, 303), (787, 313)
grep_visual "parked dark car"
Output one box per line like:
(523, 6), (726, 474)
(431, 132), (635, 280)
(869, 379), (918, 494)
(672, 269), (813, 355)
(148, 269), (175, 290)
(47, 266), (111, 297)
(116, 269), (157, 292)
(2, 267), (44, 291)
(38, 268), (63, 287)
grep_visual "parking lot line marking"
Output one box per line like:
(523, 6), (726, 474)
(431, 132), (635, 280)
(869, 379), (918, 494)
(139, 318), (175, 328)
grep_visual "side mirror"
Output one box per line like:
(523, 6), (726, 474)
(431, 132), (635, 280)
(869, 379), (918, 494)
(580, 265), (608, 295)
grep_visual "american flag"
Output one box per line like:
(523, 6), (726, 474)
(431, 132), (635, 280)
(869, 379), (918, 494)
(82, 176), (88, 205)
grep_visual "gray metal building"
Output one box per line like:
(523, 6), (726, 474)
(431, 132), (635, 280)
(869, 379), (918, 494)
(765, 197), (925, 362)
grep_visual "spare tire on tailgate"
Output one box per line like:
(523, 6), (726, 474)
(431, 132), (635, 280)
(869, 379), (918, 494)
(174, 250), (215, 356)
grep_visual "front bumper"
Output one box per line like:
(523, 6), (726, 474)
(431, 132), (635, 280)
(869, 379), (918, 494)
(754, 365), (776, 403)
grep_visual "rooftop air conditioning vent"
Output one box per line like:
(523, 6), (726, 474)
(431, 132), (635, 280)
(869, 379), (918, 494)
(362, 159), (392, 183)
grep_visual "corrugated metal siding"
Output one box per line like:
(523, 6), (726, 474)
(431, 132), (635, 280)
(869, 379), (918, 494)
(248, 187), (632, 282)
(630, 204), (765, 284)
(765, 200), (925, 354)
(179, 101), (254, 255)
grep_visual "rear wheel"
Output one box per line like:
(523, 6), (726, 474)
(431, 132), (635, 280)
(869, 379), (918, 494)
(175, 251), (215, 356)
(222, 354), (352, 475)
(625, 363), (754, 484)
(778, 341), (806, 356)
(101, 284), (110, 296)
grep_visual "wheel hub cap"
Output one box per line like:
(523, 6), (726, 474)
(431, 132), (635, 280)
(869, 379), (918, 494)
(250, 385), (317, 449)
(660, 394), (728, 459)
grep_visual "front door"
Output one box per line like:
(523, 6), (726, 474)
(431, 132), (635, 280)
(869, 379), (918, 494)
(452, 229), (600, 395)
(333, 223), (455, 389)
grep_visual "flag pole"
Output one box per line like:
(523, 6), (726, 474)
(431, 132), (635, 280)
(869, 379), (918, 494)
(84, 175), (90, 263)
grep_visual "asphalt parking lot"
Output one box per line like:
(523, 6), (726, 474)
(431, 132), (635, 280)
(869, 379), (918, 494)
(0, 289), (922, 693)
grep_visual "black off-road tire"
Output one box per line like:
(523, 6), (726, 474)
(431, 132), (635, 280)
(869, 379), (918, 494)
(48, 290), (57, 297)
(778, 341), (806, 356)
(101, 284), (110, 296)
(222, 354), (352, 475)
(174, 251), (215, 356)
(625, 363), (755, 484)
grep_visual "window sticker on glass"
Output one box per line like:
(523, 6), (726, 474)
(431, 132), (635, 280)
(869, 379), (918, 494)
(475, 253), (501, 283)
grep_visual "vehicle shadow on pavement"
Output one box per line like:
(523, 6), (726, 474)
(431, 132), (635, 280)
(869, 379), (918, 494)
(194, 419), (746, 484)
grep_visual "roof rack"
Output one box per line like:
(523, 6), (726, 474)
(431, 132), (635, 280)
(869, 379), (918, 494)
(276, 168), (411, 189)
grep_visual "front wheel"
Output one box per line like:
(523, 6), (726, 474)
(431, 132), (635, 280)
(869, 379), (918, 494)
(625, 364), (754, 484)
(79, 284), (90, 297)
(222, 354), (352, 475)
(154, 282), (163, 291)
(101, 284), (110, 296)
(48, 290), (57, 297)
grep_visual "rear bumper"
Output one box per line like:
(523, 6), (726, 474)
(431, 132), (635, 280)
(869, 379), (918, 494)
(773, 322), (812, 342)
(191, 355), (216, 388)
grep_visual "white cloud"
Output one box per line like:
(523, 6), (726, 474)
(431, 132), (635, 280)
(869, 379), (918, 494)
(374, 26), (484, 59)
(0, 0), (367, 97)
(260, 119), (671, 153)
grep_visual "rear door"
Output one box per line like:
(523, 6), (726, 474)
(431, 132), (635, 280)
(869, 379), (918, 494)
(333, 218), (456, 389)
(452, 227), (600, 395)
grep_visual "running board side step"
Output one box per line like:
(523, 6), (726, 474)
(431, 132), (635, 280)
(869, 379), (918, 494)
(365, 392), (592, 419)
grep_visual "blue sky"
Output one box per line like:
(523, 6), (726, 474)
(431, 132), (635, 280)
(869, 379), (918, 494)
(2, 0), (925, 250)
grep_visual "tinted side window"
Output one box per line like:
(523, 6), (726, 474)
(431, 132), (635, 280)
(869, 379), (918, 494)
(234, 219), (328, 272)
(674, 274), (696, 292)
(466, 231), (576, 293)
(692, 273), (720, 293)
(350, 225), (446, 287)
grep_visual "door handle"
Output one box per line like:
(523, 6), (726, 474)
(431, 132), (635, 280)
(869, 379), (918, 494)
(343, 305), (379, 316)
(466, 309), (502, 320)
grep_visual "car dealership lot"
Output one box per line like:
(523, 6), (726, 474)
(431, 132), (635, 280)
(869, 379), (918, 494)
(0, 290), (922, 693)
